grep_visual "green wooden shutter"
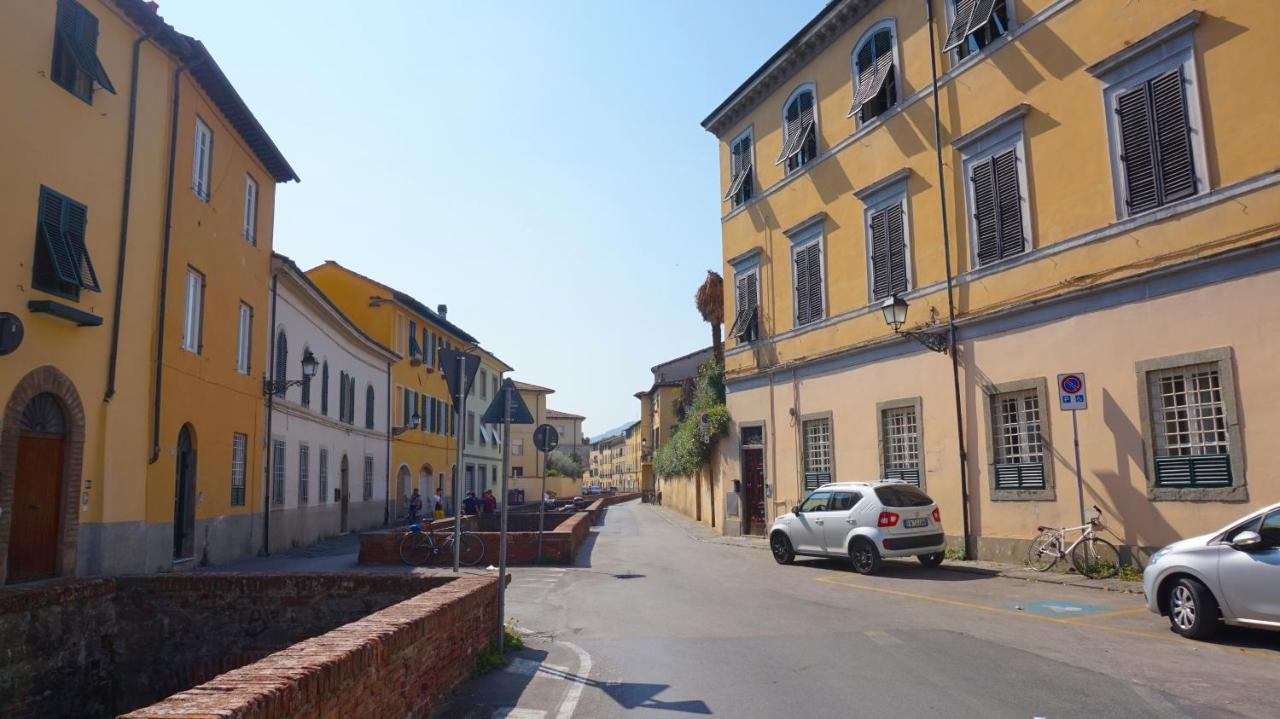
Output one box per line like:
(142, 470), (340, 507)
(805, 242), (823, 323)
(38, 188), (81, 286)
(320, 363), (329, 415)
(1150, 68), (1196, 204)
(971, 161), (1000, 266)
(274, 333), (288, 397)
(1116, 83), (1159, 214)
(993, 149), (1024, 259)
(72, 2), (114, 93)
(794, 244), (811, 325)
(869, 209), (890, 299)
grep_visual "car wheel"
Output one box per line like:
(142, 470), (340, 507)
(849, 538), (881, 575)
(917, 551), (944, 568)
(770, 532), (795, 565)
(1167, 577), (1219, 640)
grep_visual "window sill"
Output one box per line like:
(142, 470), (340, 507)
(1148, 485), (1248, 503)
(989, 486), (1056, 502)
(28, 299), (102, 326)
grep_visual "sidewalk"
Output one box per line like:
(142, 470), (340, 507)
(646, 503), (1143, 595)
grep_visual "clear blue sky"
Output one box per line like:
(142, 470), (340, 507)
(159, 0), (825, 436)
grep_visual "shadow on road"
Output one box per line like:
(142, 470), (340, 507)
(1169, 623), (1280, 654)
(800, 557), (997, 581)
(538, 665), (711, 715)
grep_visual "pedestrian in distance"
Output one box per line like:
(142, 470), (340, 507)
(408, 489), (423, 522)
(481, 489), (497, 514)
(432, 487), (445, 520)
(463, 491), (480, 516)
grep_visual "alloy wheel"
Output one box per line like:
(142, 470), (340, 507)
(1171, 585), (1196, 630)
(852, 544), (874, 572)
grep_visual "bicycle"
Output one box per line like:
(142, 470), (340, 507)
(399, 523), (485, 567)
(1025, 505), (1121, 579)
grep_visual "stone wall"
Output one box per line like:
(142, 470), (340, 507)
(361, 508), (596, 566)
(0, 572), (486, 719)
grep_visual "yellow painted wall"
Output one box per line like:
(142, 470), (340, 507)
(715, 0), (1280, 380)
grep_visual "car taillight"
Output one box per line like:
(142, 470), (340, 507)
(932, 507), (941, 523)
(877, 511), (899, 527)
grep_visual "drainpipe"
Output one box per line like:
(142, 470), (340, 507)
(262, 272), (279, 555)
(925, 0), (973, 559)
(384, 360), (392, 526)
(149, 54), (206, 464)
(105, 24), (159, 401)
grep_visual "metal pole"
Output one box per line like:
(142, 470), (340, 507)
(452, 353), (467, 572)
(1072, 410), (1086, 527)
(537, 448), (547, 563)
(497, 384), (512, 647)
(925, 0), (972, 559)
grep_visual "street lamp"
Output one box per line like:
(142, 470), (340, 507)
(263, 349), (319, 395)
(880, 295), (949, 353)
(392, 410), (420, 437)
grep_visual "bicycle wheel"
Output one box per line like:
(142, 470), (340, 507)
(1072, 537), (1120, 579)
(399, 533), (433, 566)
(455, 532), (486, 567)
(1025, 530), (1061, 572)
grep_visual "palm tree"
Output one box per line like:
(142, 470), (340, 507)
(695, 270), (724, 366)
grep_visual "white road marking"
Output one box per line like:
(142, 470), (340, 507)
(554, 640), (593, 719)
(864, 630), (902, 645)
(491, 709), (546, 719)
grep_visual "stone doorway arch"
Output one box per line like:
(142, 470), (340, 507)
(0, 366), (86, 584)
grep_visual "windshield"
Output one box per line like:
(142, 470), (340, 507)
(874, 484), (933, 508)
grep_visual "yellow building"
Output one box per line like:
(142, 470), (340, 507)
(636, 347), (715, 512)
(306, 261), (480, 512)
(588, 422), (642, 492)
(706, 0), (1280, 558)
(505, 380), (576, 500)
(1, 0), (295, 582)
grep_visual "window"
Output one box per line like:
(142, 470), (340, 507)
(777, 87), (817, 173)
(424, 328), (433, 366)
(365, 385), (376, 429)
(728, 268), (760, 343)
(33, 186), (100, 300)
(830, 491), (861, 511)
(798, 490), (832, 513)
(272, 440), (286, 505)
(301, 348), (312, 407)
(467, 412), (477, 444)
(230, 432), (247, 506)
(880, 404), (921, 486)
(492, 376), (499, 399)
(1147, 363), (1231, 489)
(867, 199), (909, 300)
(272, 330), (288, 396)
(962, 121), (1030, 268)
(514, 438), (525, 456)
(512, 466), (524, 478)
(409, 320), (420, 359)
(242, 175), (258, 244)
(465, 465), (475, 494)
(363, 455), (374, 501)
(192, 118), (213, 201)
(802, 416), (832, 491)
(791, 234), (824, 327)
(850, 25), (897, 124)
(51, 0), (115, 103)
(991, 389), (1045, 490)
(318, 448), (329, 504)
(320, 362), (329, 415)
(298, 444), (310, 505)
(725, 129), (754, 207)
(183, 268), (205, 353)
(945, 0), (1011, 61)
(235, 303), (252, 374)
(479, 370), (488, 400)
(479, 464), (487, 491)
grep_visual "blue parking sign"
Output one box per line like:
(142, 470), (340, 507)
(1057, 373), (1087, 411)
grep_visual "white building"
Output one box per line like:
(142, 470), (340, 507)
(462, 346), (513, 500)
(265, 254), (399, 551)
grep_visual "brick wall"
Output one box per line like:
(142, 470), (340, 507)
(122, 575), (498, 719)
(361, 509), (595, 566)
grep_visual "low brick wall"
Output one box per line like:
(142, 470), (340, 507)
(0, 572), (493, 719)
(361, 507), (600, 566)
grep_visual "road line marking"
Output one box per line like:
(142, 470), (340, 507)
(491, 709), (546, 719)
(864, 630), (902, 645)
(1062, 607), (1148, 623)
(813, 575), (1279, 660)
(555, 640), (593, 719)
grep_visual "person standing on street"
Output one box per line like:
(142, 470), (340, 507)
(482, 489), (497, 514)
(463, 491), (480, 516)
(408, 489), (423, 522)
(432, 486), (445, 521)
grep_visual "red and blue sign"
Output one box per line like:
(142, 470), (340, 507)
(1057, 372), (1087, 411)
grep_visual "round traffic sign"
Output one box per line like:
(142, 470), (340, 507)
(1060, 375), (1083, 394)
(533, 423), (559, 453)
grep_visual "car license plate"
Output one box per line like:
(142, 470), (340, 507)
(904, 518), (928, 528)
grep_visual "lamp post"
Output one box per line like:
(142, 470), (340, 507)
(261, 348), (319, 556)
(263, 348), (319, 396)
(880, 295), (949, 354)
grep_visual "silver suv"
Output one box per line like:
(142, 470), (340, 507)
(769, 481), (946, 574)
(1143, 501), (1280, 639)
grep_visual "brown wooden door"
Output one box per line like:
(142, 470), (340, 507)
(743, 448), (766, 536)
(8, 433), (64, 582)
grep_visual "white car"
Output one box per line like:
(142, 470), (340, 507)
(1143, 501), (1280, 639)
(769, 481), (946, 574)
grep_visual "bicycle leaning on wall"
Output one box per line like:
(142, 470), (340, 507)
(1025, 505), (1121, 579)
(399, 522), (485, 567)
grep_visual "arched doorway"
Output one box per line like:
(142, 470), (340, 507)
(419, 464), (433, 495)
(7, 394), (66, 582)
(396, 465), (411, 519)
(339, 455), (350, 532)
(173, 424), (197, 559)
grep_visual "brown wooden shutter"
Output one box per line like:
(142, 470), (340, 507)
(971, 161), (1000, 266)
(1150, 67), (1196, 204)
(870, 209), (890, 299)
(993, 149), (1024, 259)
(1116, 84), (1159, 214)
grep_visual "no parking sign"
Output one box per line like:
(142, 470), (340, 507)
(1057, 372), (1087, 411)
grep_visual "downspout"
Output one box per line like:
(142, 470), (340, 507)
(384, 360), (392, 526)
(105, 24), (159, 401)
(262, 272), (279, 555)
(925, 0), (972, 559)
(149, 54), (206, 463)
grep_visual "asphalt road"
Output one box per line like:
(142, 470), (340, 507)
(441, 500), (1280, 719)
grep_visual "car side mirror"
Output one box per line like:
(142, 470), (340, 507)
(792, 505), (802, 515)
(1232, 530), (1262, 550)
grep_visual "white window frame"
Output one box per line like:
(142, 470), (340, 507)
(781, 83), (819, 174)
(849, 18), (901, 129)
(182, 267), (204, 353)
(982, 377), (1055, 501)
(863, 190), (912, 303)
(235, 302), (252, 374)
(959, 116), (1033, 270)
(801, 413), (834, 491)
(789, 226), (827, 328)
(944, 0), (1017, 69)
(1094, 18), (1208, 220)
(192, 117), (212, 201)
(877, 397), (924, 488)
(243, 174), (259, 244)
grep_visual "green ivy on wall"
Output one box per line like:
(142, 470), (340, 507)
(653, 361), (730, 478)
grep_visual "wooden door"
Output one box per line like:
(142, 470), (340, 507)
(8, 433), (64, 582)
(743, 448), (766, 536)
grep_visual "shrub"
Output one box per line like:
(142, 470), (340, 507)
(653, 361), (730, 478)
